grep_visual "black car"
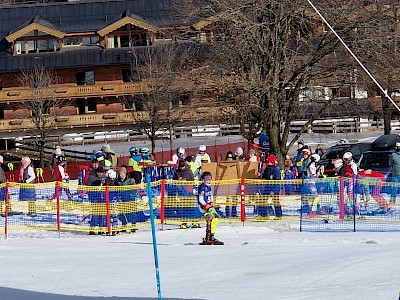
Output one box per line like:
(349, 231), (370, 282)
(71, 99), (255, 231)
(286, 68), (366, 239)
(318, 142), (372, 177)
(358, 150), (394, 178)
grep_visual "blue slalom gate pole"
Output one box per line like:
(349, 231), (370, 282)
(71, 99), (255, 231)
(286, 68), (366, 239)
(145, 168), (162, 300)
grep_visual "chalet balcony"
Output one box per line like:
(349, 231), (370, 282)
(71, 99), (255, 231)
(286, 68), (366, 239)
(0, 107), (223, 134)
(0, 81), (144, 102)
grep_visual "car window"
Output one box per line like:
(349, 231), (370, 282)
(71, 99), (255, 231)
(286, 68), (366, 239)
(359, 153), (391, 169)
(321, 145), (349, 160)
(350, 145), (361, 157)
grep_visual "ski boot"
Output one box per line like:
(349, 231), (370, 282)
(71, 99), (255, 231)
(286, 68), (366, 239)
(200, 233), (224, 245)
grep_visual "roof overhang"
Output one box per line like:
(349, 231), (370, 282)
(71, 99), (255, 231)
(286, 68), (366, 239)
(192, 16), (218, 31)
(5, 23), (65, 42)
(98, 16), (159, 36)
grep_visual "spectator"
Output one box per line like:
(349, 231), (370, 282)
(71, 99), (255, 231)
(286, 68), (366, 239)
(171, 147), (186, 165)
(185, 156), (198, 177)
(283, 167), (296, 195)
(315, 144), (324, 157)
(49, 156), (73, 202)
(260, 155), (282, 220)
(127, 147), (143, 183)
(225, 151), (234, 161)
(175, 160), (194, 181)
(82, 159), (99, 185)
(233, 147), (245, 161)
(0, 155), (6, 184)
(101, 144), (118, 167)
(194, 145), (211, 167)
(248, 149), (259, 162)
(332, 156), (343, 177)
(88, 167), (107, 235)
(389, 142), (400, 206)
(297, 148), (311, 178)
(294, 140), (306, 178)
(284, 155), (293, 169)
(115, 166), (141, 233)
(19, 156), (36, 216)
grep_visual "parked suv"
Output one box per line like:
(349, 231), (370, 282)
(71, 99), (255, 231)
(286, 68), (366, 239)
(318, 142), (372, 177)
(358, 150), (394, 179)
(319, 134), (400, 177)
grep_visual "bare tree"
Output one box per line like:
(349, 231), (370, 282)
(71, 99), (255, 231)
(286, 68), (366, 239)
(122, 42), (194, 153)
(181, 0), (396, 162)
(18, 67), (72, 167)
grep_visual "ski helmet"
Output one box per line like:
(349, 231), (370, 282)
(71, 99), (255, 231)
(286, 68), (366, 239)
(310, 154), (320, 163)
(129, 147), (138, 155)
(343, 152), (353, 160)
(106, 169), (117, 180)
(140, 147), (150, 155)
(177, 147), (185, 155)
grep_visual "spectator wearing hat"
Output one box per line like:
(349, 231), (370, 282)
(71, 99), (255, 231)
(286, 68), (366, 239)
(50, 145), (65, 179)
(19, 156), (36, 216)
(247, 149), (259, 162)
(175, 160), (194, 181)
(185, 156), (199, 179)
(233, 147), (245, 161)
(88, 167), (107, 235)
(194, 145), (211, 167)
(49, 156), (73, 202)
(225, 151), (234, 161)
(259, 155), (282, 220)
(294, 140), (306, 178)
(296, 148), (311, 178)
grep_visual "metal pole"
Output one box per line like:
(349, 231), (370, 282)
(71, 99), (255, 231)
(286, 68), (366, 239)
(145, 168), (162, 300)
(306, 0), (400, 113)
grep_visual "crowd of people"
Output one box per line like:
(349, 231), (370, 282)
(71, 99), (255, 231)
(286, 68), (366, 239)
(4, 137), (396, 239)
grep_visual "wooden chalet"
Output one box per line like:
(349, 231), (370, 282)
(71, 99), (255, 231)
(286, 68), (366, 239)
(0, 0), (221, 140)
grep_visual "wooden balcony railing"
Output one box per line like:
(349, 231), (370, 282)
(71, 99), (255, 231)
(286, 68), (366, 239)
(0, 107), (224, 134)
(0, 82), (145, 102)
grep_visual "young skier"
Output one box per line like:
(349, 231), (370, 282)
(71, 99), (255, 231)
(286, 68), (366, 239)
(197, 171), (224, 245)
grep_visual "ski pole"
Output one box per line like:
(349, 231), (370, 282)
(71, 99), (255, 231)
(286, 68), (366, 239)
(176, 220), (201, 240)
(215, 211), (239, 234)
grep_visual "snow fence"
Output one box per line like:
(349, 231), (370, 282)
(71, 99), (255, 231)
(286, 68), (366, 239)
(1, 176), (400, 237)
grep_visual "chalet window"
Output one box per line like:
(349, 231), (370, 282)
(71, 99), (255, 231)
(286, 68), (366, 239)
(135, 98), (144, 111)
(15, 38), (59, 54)
(63, 37), (80, 46)
(122, 69), (141, 82)
(82, 36), (100, 45)
(0, 79), (2, 90)
(123, 98), (134, 110)
(32, 100), (51, 117)
(108, 36), (117, 48)
(16, 41), (25, 54)
(77, 99), (97, 114)
(180, 94), (191, 106)
(76, 71), (95, 85)
(87, 99), (97, 112)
